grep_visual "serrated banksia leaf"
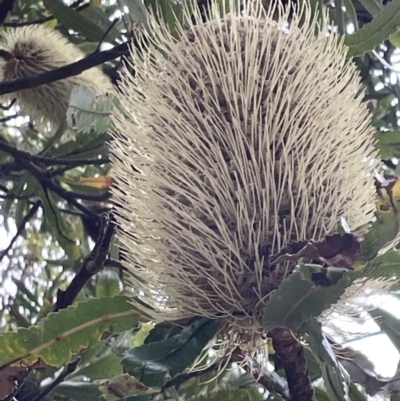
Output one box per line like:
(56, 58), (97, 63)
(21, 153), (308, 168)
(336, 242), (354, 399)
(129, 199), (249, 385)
(111, 1), (378, 336)
(0, 25), (113, 128)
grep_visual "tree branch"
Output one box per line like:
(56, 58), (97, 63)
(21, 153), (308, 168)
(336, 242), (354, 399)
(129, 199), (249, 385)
(0, 138), (109, 216)
(54, 213), (115, 312)
(0, 200), (41, 263)
(0, 137), (109, 166)
(0, 42), (129, 96)
(28, 357), (81, 401)
(269, 328), (315, 401)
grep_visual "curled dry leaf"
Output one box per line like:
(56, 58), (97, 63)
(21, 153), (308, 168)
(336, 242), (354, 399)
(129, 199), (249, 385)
(271, 234), (361, 269)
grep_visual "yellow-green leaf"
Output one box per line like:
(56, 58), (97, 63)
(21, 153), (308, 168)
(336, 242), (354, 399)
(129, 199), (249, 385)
(0, 296), (142, 366)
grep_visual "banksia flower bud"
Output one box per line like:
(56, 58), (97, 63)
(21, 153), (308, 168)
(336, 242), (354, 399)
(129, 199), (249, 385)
(0, 25), (113, 128)
(111, 2), (378, 335)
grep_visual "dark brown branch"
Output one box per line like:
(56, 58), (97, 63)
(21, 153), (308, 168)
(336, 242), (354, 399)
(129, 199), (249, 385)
(0, 200), (41, 263)
(28, 357), (81, 401)
(269, 328), (315, 401)
(0, 138), (110, 167)
(0, 42), (128, 96)
(0, 137), (109, 217)
(20, 160), (107, 214)
(54, 213), (115, 312)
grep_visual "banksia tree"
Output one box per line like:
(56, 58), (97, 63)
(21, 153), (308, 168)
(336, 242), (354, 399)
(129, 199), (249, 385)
(0, 25), (113, 129)
(111, 1), (378, 398)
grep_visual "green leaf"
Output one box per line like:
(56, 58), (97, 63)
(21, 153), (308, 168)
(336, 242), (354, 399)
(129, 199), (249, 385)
(122, 317), (220, 388)
(375, 130), (400, 143)
(99, 374), (156, 400)
(13, 280), (40, 307)
(343, 0), (359, 31)
(144, 0), (184, 36)
(54, 382), (102, 401)
(40, 120), (69, 155)
(72, 354), (123, 380)
(314, 387), (331, 401)
(96, 270), (121, 297)
(369, 308), (400, 350)
(358, 0), (383, 17)
(133, 322), (154, 347)
(145, 320), (190, 344)
(2, 173), (30, 226)
(305, 319), (350, 401)
(80, 7), (121, 42)
(15, 198), (28, 228)
(187, 388), (264, 401)
(262, 265), (354, 332)
(358, 177), (400, 262)
(345, 0), (400, 57)
(49, 132), (110, 159)
(349, 384), (368, 401)
(124, 0), (149, 27)
(374, 130), (400, 159)
(40, 189), (80, 262)
(0, 296), (142, 366)
(67, 86), (115, 134)
(363, 249), (400, 278)
(43, 0), (108, 42)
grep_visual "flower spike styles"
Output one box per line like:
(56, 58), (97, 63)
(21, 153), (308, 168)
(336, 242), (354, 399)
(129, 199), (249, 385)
(111, 1), (378, 337)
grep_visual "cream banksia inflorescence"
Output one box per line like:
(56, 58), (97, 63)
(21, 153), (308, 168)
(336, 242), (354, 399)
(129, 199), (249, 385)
(0, 25), (113, 129)
(111, 1), (378, 336)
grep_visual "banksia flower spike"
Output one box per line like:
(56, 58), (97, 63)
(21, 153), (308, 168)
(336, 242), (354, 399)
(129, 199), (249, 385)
(111, 0), (378, 336)
(0, 25), (113, 129)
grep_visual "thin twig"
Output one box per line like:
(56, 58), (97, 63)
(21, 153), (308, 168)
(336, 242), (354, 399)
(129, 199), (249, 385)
(0, 98), (16, 110)
(105, 258), (128, 272)
(42, 187), (76, 244)
(96, 18), (120, 52)
(0, 42), (129, 96)
(0, 200), (41, 263)
(54, 213), (115, 311)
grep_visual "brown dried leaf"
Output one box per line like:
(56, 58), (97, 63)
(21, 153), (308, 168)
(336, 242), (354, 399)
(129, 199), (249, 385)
(271, 234), (361, 269)
(0, 366), (29, 400)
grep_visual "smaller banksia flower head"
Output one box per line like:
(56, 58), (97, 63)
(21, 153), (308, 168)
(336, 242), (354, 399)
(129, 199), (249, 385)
(111, 1), (378, 337)
(0, 25), (113, 129)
